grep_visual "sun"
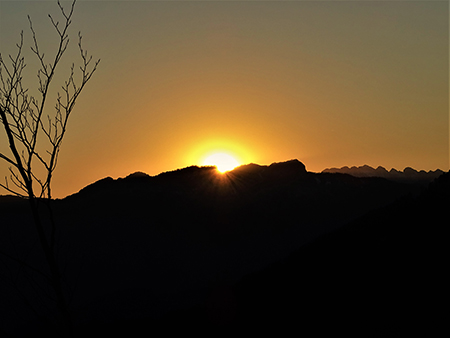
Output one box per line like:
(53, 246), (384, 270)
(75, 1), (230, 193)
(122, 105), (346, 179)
(203, 152), (241, 173)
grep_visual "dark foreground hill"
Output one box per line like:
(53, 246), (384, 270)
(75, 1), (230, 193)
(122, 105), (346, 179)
(154, 172), (449, 336)
(0, 160), (447, 336)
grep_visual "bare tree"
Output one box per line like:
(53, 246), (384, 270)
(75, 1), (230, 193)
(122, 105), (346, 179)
(0, 0), (99, 335)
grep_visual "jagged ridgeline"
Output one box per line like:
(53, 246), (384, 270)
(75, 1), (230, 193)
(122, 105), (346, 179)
(322, 164), (443, 184)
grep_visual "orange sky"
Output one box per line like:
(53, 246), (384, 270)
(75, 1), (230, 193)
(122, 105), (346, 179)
(1, 0), (448, 198)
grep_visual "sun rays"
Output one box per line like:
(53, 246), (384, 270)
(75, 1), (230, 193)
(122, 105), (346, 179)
(202, 152), (241, 173)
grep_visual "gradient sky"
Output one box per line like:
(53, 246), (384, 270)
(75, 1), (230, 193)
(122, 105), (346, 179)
(1, 0), (448, 198)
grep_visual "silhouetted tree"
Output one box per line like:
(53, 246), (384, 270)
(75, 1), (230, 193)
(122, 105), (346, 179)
(0, 0), (99, 335)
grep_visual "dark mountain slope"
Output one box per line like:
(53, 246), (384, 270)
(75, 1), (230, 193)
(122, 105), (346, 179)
(58, 159), (414, 245)
(0, 160), (445, 336)
(74, 171), (449, 336)
(227, 171), (449, 335)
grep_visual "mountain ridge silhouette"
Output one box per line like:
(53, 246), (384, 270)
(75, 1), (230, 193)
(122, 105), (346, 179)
(0, 159), (447, 336)
(322, 164), (443, 183)
(70, 159), (307, 199)
(64, 160), (444, 201)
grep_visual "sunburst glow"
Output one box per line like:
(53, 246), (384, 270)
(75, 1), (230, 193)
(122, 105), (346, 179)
(203, 152), (240, 173)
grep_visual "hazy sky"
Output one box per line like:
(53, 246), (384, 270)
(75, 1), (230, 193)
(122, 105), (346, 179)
(1, 0), (448, 198)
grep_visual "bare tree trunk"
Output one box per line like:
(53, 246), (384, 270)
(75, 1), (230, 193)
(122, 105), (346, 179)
(27, 196), (74, 337)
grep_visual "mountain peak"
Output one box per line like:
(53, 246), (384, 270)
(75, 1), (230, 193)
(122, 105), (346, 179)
(125, 171), (150, 179)
(268, 159), (306, 171)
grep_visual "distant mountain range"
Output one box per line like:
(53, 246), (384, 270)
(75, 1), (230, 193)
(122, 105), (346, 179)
(322, 164), (443, 183)
(0, 159), (447, 336)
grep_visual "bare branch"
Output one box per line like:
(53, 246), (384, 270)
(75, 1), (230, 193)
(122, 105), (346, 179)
(9, 167), (28, 193)
(0, 249), (51, 283)
(28, 16), (48, 78)
(0, 180), (27, 198)
(0, 152), (18, 168)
